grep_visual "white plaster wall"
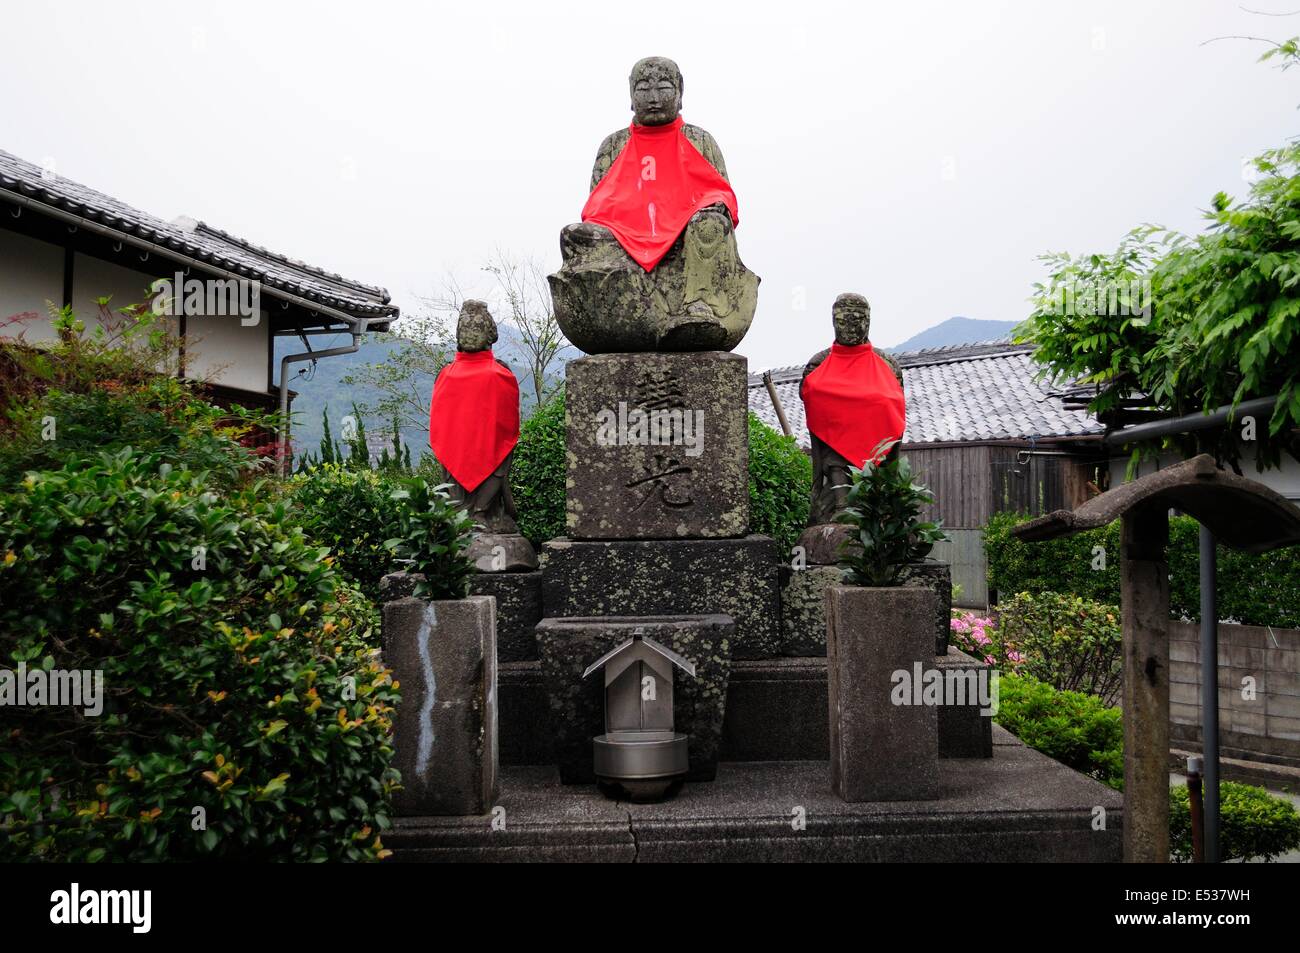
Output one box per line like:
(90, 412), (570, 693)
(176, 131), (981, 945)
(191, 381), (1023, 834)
(185, 310), (270, 393)
(1109, 445), (1300, 503)
(0, 230), (63, 341)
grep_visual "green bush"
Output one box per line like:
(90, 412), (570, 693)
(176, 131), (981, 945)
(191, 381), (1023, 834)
(384, 477), (475, 600)
(999, 674), (1300, 861)
(747, 412), (811, 557)
(836, 441), (946, 586)
(510, 389), (566, 547)
(0, 448), (400, 862)
(996, 591), (1123, 700)
(1170, 781), (1300, 863)
(984, 511), (1300, 627)
(290, 464), (408, 600)
(994, 674), (1125, 789)
(1, 377), (267, 491)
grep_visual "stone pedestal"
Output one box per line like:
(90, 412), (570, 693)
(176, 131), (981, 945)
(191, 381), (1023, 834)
(827, 585), (939, 802)
(564, 352), (749, 539)
(469, 571), (542, 663)
(541, 535), (780, 659)
(534, 615), (735, 784)
(380, 575), (498, 816)
(902, 559), (953, 656)
(935, 647), (995, 759)
(780, 564), (842, 656)
(465, 533), (538, 572)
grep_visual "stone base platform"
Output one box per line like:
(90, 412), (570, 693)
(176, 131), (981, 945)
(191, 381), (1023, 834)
(387, 729), (1123, 862)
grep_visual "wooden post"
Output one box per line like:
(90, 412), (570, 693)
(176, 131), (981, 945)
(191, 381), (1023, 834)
(1120, 504), (1170, 862)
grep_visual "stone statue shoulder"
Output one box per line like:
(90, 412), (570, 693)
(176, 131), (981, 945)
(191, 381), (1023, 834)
(802, 347), (832, 385)
(879, 349), (904, 387)
(590, 123), (729, 191)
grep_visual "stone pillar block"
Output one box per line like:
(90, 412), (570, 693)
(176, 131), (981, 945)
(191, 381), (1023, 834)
(469, 570), (542, 662)
(541, 535), (781, 659)
(564, 351), (749, 539)
(827, 585), (939, 801)
(381, 575), (498, 816)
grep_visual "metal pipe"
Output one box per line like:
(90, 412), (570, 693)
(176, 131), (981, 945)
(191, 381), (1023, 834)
(762, 370), (793, 438)
(277, 334), (360, 474)
(1103, 395), (1279, 448)
(1200, 525), (1221, 862)
(1187, 755), (1204, 863)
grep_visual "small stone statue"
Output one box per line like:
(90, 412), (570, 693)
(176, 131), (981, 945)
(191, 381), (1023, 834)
(428, 300), (537, 571)
(797, 293), (907, 563)
(548, 56), (760, 354)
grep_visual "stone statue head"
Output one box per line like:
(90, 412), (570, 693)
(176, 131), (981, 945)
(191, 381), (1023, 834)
(629, 56), (683, 126)
(456, 299), (498, 353)
(832, 293), (871, 346)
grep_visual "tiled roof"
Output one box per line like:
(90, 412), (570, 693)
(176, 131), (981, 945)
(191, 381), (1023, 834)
(0, 149), (397, 321)
(748, 341), (1103, 446)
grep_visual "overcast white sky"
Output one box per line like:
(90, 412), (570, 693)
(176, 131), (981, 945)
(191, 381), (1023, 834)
(3, 1), (1296, 369)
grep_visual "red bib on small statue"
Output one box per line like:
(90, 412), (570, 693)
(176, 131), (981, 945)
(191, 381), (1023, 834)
(801, 342), (907, 468)
(428, 350), (520, 492)
(581, 116), (739, 272)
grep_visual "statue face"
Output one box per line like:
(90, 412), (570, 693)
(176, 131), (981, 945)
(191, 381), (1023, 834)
(832, 302), (871, 346)
(456, 301), (498, 352)
(630, 64), (682, 126)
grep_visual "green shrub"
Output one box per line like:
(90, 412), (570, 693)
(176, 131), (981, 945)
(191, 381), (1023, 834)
(984, 511), (1300, 628)
(997, 591), (1123, 700)
(510, 389), (566, 547)
(1, 377), (267, 491)
(0, 448), (400, 862)
(994, 674), (1125, 789)
(999, 674), (1300, 861)
(747, 413), (811, 557)
(384, 477), (475, 600)
(1170, 781), (1300, 863)
(290, 463), (408, 600)
(836, 441), (946, 586)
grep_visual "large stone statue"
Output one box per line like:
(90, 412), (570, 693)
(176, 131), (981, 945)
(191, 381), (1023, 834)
(548, 56), (760, 354)
(428, 301), (537, 571)
(797, 293), (906, 562)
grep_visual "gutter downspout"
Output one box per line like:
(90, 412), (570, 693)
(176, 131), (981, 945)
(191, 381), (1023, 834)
(278, 333), (360, 475)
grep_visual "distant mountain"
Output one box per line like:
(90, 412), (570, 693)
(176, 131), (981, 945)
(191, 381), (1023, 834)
(275, 325), (577, 463)
(888, 317), (1019, 354)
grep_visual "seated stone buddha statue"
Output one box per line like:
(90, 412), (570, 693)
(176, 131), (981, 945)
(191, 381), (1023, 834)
(548, 56), (760, 353)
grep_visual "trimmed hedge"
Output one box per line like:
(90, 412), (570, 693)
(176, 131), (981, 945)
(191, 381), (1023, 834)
(985, 511), (1300, 627)
(747, 412), (811, 558)
(510, 389), (566, 547)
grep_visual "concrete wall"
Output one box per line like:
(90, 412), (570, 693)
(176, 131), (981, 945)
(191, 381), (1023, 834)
(1169, 620), (1300, 769)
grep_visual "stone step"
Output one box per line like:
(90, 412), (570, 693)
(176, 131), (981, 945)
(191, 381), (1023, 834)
(388, 750), (1123, 862)
(500, 649), (993, 766)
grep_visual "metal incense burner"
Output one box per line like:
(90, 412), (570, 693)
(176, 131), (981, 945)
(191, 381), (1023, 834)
(582, 630), (697, 802)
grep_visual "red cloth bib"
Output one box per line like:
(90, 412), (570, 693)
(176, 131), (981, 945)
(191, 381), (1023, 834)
(428, 350), (520, 492)
(801, 343), (907, 468)
(581, 116), (739, 272)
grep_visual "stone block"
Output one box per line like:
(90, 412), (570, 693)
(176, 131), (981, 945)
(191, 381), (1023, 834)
(381, 582), (498, 816)
(564, 351), (749, 539)
(541, 535), (781, 659)
(779, 564), (841, 656)
(935, 647), (995, 759)
(827, 585), (939, 801)
(468, 570), (543, 663)
(534, 614), (734, 784)
(901, 559), (953, 656)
